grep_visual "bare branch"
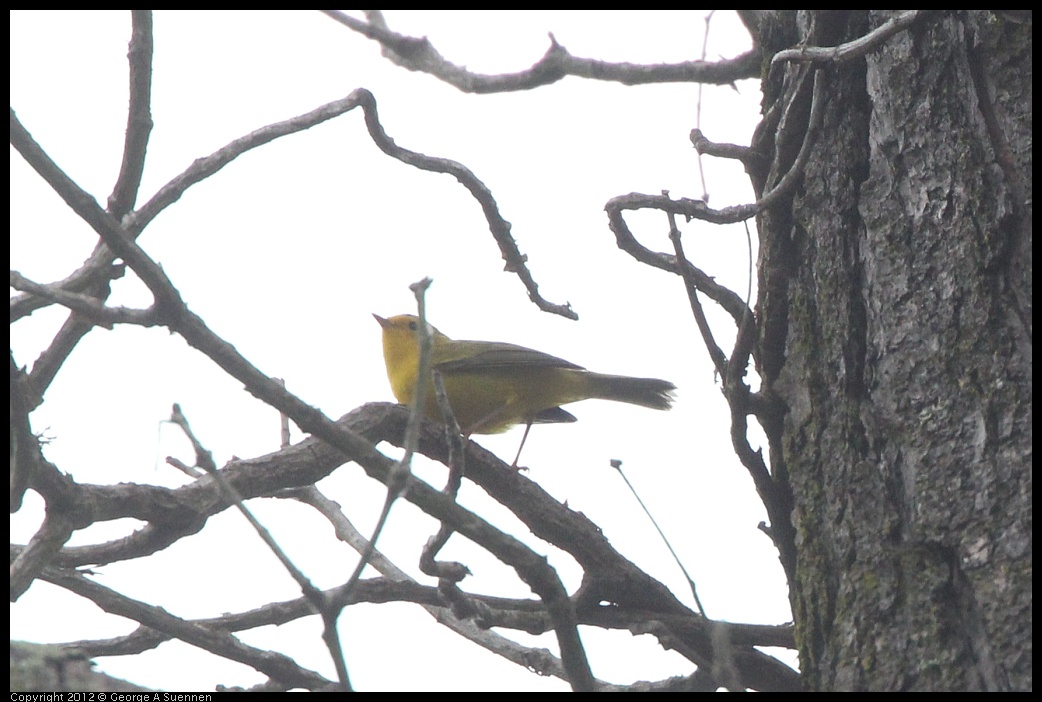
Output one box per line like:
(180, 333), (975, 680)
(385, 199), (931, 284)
(771, 10), (927, 66)
(667, 208), (728, 377)
(352, 89), (574, 318)
(605, 194), (753, 328)
(106, 10), (153, 216)
(42, 568), (337, 691)
(323, 10), (760, 93)
(9, 271), (158, 329)
(292, 487), (578, 682)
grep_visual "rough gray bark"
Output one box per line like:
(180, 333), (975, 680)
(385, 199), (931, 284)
(755, 11), (1031, 691)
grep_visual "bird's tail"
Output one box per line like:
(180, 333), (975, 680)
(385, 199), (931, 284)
(585, 373), (676, 410)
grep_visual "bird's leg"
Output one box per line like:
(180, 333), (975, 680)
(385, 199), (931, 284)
(510, 420), (535, 471)
(464, 402), (515, 435)
(464, 402), (533, 471)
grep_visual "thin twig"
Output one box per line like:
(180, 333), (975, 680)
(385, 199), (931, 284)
(610, 459), (706, 617)
(167, 404), (352, 690)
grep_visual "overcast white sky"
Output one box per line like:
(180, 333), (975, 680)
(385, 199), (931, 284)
(11, 10), (792, 691)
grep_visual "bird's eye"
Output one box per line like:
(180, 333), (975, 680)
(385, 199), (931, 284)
(408, 321), (418, 331)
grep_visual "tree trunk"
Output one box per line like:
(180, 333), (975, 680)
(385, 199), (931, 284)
(755, 10), (1031, 691)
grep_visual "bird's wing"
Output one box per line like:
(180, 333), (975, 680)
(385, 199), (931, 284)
(434, 341), (585, 373)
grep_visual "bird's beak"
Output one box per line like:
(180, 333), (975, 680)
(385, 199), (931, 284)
(373, 313), (389, 328)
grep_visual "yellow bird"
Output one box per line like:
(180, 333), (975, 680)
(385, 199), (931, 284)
(374, 313), (675, 463)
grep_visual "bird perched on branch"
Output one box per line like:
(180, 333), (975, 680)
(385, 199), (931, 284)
(375, 313), (675, 466)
